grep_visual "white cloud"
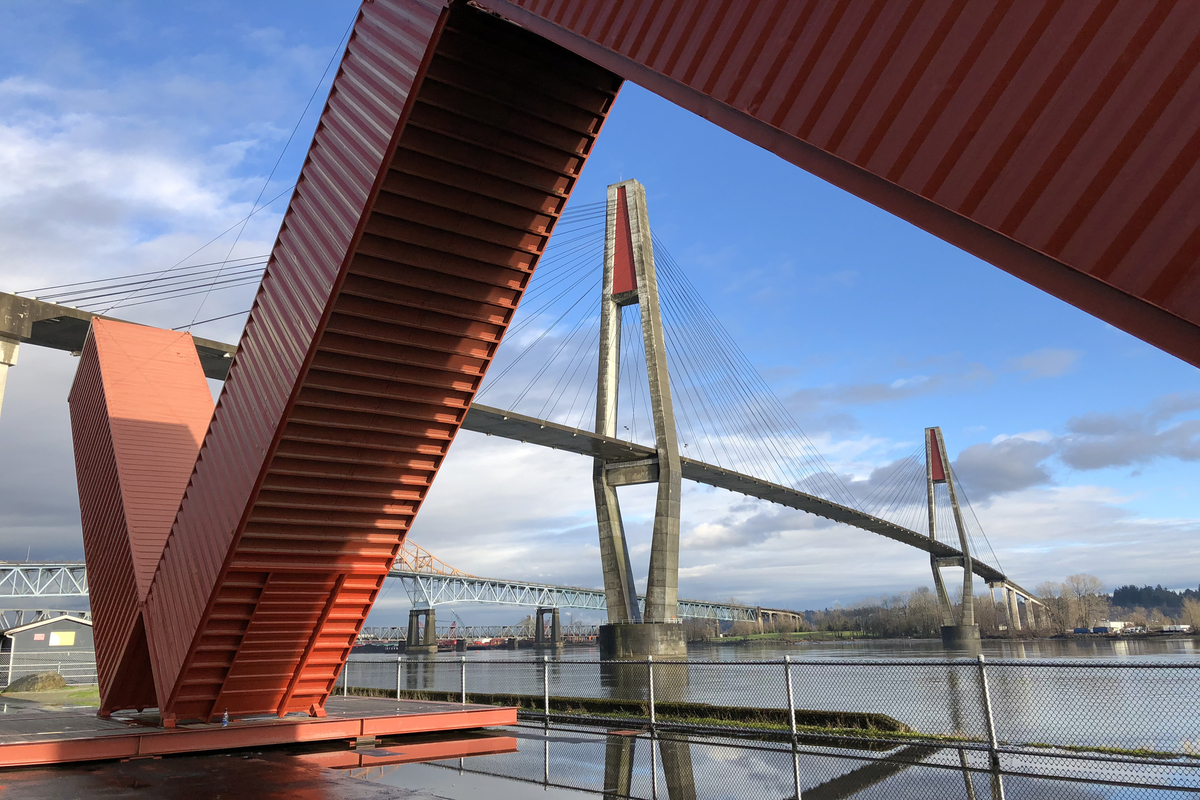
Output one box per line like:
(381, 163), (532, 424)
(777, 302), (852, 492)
(1006, 347), (1081, 379)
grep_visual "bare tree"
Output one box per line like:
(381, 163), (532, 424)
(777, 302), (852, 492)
(1181, 598), (1200, 630)
(1035, 581), (1072, 633)
(974, 592), (1001, 635)
(1063, 574), (1107, 628)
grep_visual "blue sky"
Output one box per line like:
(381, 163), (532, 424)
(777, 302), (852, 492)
(1, 1), (1197, 623)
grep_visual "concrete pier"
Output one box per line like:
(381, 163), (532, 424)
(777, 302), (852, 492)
(599, 622), (687, 661)
(534, 607), (563, 648)
(406, 608), (437, 654)
(941, 624), (981, 650)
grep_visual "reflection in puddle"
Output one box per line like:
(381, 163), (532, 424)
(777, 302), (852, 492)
(338, 725), (1145, 800)
(0, 722), (1184, 798)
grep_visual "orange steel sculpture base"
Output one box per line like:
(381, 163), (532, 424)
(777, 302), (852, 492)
(68, 0), (618, 726)
(0, 697), (516, 769)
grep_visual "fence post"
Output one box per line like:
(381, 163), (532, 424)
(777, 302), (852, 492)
(647, 655), (656, 730)
(460, 655), (467, 704)
(396, 656), (403, 699)
(343, 658), (349, 697)
(784, 655), (797, 737)
(542, 655), (550, 724)
(976, 654), (1003, 786)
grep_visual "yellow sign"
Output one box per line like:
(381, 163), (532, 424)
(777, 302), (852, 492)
(48, 631), (75, 647)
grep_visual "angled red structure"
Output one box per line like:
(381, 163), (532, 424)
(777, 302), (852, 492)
(69, 319), (215, 716)
(480, 0), (1200, 369)
(70, 0), (1200, 724)
(72, 1), (618, 723)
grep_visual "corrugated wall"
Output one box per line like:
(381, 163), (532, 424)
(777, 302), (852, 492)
(68, 320), (213, 715)
(485, 0), (1200, 367)
(137, 0), (618, 722)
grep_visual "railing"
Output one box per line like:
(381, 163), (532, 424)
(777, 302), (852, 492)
(340, 654), (1200, 794)
(0, 650), (98, 688)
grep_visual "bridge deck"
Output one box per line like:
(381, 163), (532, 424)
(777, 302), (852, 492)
(462, 403), (1012, 587)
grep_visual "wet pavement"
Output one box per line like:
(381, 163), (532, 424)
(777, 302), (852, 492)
(0, 721), (1191, 799)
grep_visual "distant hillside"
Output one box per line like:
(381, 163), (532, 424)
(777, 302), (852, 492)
(1111, 584), (1200, 613)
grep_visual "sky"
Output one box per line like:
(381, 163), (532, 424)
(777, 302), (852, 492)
(1, 1), (1198, 626)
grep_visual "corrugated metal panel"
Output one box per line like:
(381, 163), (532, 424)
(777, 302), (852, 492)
(135, 1), (618, 723)
(486, 0), (1200, 367)
(68, 319), (213, 715)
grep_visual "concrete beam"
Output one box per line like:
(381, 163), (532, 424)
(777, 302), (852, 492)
(605, 457), (659, 486)
(0, 292), (236, 380)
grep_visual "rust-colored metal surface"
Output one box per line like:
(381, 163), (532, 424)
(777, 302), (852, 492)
(611, 185), (636, 295)
(0, 697), (516, 769)
(123, 0), (619, 723)
(481, 0), (1200, 368)
(927, 428), (946, 483)
(68, 319), (214, 716)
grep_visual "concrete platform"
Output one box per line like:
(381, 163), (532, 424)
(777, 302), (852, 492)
(0, 696), (515, 769)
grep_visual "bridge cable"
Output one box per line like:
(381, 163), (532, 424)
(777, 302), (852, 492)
(652, 236), (858, 505)
(187, 12), (358, 330)
(654, 247), (846, 500)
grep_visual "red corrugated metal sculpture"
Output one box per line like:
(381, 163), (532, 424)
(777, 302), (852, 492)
(72, 0), (619, 724)
(71, 0), (1200, 723)
(69, 319), (214, 716)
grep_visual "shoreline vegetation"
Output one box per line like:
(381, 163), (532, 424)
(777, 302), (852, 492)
(687, 630), (1200, 646)
(684, 576), (1200, 643)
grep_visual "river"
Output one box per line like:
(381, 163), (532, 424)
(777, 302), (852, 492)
(344, 636), (1200, 757)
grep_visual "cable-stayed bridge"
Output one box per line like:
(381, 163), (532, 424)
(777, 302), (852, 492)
(0, 182), (1044, 654)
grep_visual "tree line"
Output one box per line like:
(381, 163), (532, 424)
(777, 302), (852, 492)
(696, 575), (1200, 640)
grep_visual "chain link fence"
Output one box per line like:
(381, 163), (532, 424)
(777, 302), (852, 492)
(0, 649), (98, 688)
(340, 654), (1200, 793)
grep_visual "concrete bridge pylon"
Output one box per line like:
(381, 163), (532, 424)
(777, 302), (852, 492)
(593, 179), (686, 660)
(925, 426), (981, 649)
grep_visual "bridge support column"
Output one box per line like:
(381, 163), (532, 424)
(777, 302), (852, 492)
(0, 334), (17, 421)
(926, 427), (980, 649)
(1007, 588), (1023, 633)
(594, 179), (686, 661)
(534, 607), (564, 648)
(406, 608), (437, 654)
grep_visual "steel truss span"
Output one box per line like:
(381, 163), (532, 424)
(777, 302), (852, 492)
(0, 562), (783, 624)
(0, 564), (88, 598)
(394, 571), (766, 621)
(359, 623), (598, 641)
(0, 609), (91, 629)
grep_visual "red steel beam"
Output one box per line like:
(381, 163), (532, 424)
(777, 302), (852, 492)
(479, 0), (1200, 368)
